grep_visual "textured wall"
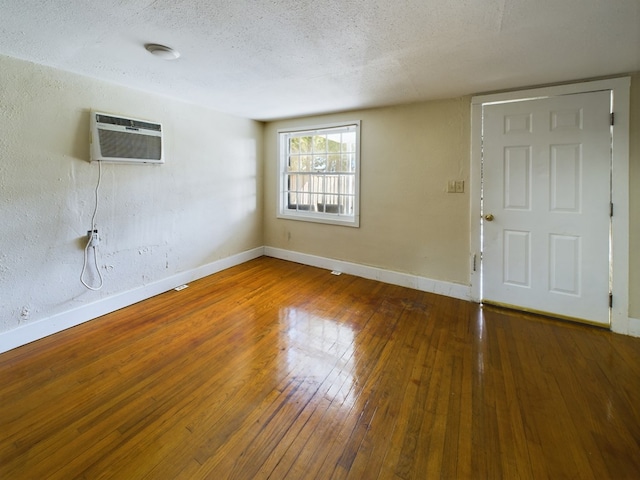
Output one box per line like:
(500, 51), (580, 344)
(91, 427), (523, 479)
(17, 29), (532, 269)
(263, 98), (471, 286)
(0, 55), (263, 334)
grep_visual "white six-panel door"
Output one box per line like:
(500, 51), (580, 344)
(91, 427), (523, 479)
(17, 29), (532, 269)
(482, 90), (611, 326)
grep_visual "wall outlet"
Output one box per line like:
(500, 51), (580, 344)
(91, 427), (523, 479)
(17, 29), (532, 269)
(448, 180), (464, 193)
(87, 229), (99, 247)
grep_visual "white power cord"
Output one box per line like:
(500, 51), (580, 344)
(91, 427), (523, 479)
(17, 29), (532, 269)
(81, 160), (104, 290)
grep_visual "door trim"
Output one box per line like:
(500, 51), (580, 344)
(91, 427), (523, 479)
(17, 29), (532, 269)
(470, 77), (631, 332)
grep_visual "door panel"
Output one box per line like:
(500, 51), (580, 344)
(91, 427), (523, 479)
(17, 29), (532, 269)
(550, 144), (581, 211)
(503, 230), (530, 287)
(482, 91), (611, 325)
(549, 234), (580, 295)
(504, 146), (532, 209)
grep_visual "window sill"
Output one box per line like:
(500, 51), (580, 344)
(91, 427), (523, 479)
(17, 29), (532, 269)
(277, 211), (360, 228)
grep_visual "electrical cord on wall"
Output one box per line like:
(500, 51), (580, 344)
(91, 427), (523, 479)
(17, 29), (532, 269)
(81, 160), (104, 290)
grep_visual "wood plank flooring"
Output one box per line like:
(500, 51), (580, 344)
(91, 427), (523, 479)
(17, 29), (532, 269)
(1, 256), (639, 479)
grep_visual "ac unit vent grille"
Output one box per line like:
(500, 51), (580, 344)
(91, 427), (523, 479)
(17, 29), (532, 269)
(96, 114), (162, 132)
(97, 129), (162, 160)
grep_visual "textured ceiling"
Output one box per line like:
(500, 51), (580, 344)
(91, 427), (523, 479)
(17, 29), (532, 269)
(0, 0), (639, 121)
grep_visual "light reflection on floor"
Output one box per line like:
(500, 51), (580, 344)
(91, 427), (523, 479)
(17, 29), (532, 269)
(278, 307), (357, 410)
(476, 308), (486, 376)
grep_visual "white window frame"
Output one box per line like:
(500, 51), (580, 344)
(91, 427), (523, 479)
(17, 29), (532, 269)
(277, 121), (361, 227)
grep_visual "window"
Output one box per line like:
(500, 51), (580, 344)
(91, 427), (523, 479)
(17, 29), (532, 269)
(277, 121), (360, 227)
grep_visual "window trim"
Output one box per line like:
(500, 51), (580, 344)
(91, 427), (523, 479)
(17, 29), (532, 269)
(277, 120), (361, 227)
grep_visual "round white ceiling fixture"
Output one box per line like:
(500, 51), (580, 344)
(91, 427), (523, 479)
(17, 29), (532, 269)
(145, 43), (180, 60)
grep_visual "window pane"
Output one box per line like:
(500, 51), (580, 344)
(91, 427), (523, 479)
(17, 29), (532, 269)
(328, 154), (340, 172)
(342, 132), (356, 153)
(312, 135), (326, 153)
(289, 174), (303, 193)
(286, 174), (297, 191)
(300, 174), (310, 191)
(288, 155), (300, 172)
(337, 155), (355, 173)
(342, 195), (355, 214)
(341, 174), (355, 194)
(299, 155), (311, 172)
(312, 155), (327, 171)
(289, 137), (300, 154)
(327, 133), (341, 153)
(349, 153), (357, 172)
(324, 175), (337, 196)
(299, 136), (312, 153)
(287, 190), (298, 208)
(299, 186), (311, 206)
(308, 175), (317, 195)
(311, 191), (321, 211)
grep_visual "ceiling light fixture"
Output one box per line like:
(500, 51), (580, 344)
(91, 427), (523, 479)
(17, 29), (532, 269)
(145, 43), (180, 60)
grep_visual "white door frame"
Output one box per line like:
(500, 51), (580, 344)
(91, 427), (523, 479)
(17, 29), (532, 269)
(470, 77), (631, 333)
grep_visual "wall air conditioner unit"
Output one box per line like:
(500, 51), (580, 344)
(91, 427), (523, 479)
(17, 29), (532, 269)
(90, 112), (163, 164)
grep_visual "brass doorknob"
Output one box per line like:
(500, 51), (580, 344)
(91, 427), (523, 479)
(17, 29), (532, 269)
(485, 214), (494, 222)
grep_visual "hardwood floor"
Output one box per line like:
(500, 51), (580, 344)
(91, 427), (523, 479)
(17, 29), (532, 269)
(1, 256), (639, 479)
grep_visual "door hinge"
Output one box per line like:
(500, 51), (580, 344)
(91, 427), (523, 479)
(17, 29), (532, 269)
(609, 293), (613, 308)
(610, 202), (614, 217)
(611, 112), (615, 126)
(473, 254), (477, 272)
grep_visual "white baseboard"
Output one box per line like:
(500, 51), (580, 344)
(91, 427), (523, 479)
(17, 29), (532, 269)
(629, 317), (640, 337)
(0, 247), (265, 355)
(264, 247), (472, 301)
(612, 315), (640, 338)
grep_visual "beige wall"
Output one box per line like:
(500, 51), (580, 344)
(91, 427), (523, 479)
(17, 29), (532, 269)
(629, 72), (640, 319)
(0, 55), (263, 334)
(263, 98), (471, 286)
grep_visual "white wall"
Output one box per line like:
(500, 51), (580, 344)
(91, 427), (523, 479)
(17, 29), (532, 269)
(0, 55), (263, 347)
